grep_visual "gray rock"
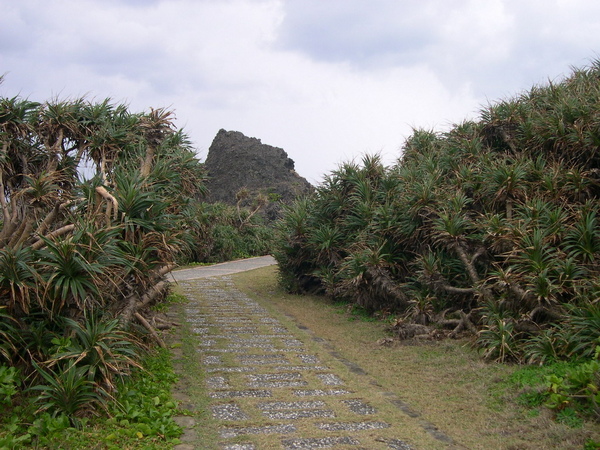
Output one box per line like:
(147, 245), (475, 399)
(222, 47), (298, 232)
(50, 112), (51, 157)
(204, 129), (313, 221)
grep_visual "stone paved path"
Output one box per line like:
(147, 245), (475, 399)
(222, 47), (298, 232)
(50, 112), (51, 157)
(170, 258), (459, 449)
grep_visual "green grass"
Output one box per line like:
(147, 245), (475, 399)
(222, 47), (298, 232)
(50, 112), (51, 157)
(333, 301), (380, 322)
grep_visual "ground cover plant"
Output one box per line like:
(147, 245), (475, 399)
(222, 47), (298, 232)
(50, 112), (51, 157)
(274, 61), (600, 425)
(0, 347), (182, 449)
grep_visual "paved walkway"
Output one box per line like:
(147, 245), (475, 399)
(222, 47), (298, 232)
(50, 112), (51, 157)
(169, 258), (459, 449)
(170, 256), (277, 282)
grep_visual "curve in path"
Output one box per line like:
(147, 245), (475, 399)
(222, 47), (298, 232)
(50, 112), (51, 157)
(170, 256), (277, 281)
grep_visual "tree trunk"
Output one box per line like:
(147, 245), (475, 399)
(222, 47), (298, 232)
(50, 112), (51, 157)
(31, 224), (76, 250)
(118, 275), (171, 329)
(454, 243), (493, 302)
(134, 312), (166, 348)
(36, 201), (69, 237)
(140, 146), (154, 178)
(95, 186), (119, 223)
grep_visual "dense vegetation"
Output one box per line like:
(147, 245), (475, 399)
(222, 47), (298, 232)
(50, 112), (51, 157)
(4, 57), (600, 443)
(275, 61), (600, 371)
(0, 79), (273, 446)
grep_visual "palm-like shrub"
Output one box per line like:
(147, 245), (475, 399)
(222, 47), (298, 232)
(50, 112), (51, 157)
(274, 59), (600, 361)
(31, 361), (106, 427)
(0, 307), (17, 364)
(0, 247), (38, 316)
(50, 314), (141, 392)
(0, 87), (209, 416)
(185, 201), (275, 264)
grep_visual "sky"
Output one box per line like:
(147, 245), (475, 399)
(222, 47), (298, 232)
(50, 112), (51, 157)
(1, 0), (599, 184)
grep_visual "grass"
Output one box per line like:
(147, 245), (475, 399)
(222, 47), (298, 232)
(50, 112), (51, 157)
(227, 265), (600, 450)
(165, 287), (222, 449)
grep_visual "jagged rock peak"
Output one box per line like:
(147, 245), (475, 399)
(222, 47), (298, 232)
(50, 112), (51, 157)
(204, 129), (313, 211)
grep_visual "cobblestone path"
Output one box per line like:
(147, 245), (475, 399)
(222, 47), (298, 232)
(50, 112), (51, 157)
(171, 265), (459, 449)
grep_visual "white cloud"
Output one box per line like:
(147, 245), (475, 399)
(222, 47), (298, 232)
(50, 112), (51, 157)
(1, 0), (599, 183)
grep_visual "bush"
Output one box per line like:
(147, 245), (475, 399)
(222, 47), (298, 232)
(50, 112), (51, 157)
(544, 344), (600, 419)
(273, 59), (600, 361)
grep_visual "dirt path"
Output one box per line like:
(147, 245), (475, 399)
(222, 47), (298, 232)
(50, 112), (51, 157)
(168, 259), (462, 449)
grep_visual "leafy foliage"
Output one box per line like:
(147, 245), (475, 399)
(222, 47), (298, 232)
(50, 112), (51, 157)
(0, 87), (207, 445)
(50, 314), (142, 392)
(30, 360), (108, 427)
(185, 201), (275, 264)
(274, 59), (600, 363)
(1, 348), (181, 449)
(0, 365), (19, 405)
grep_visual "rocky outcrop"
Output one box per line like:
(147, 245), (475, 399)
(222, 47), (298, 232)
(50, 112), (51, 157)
(204, 129), (313, 219)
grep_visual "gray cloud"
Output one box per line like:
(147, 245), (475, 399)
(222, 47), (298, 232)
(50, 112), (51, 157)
(1, 0), (599, 183)
(278, 0), (436, 66)
(278, 0), (600, 99)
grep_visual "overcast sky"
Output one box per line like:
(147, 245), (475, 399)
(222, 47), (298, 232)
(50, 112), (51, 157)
(1, 0), (599, 184)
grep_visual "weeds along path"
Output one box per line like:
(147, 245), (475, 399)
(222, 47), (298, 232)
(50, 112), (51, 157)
(168, 258), (463, 449)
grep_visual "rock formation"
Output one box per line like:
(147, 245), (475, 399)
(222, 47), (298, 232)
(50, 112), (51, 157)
(204, 129), (313, 219)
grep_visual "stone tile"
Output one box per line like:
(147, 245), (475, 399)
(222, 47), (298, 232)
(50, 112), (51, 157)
(281, 436), (360, 449)
(247, 372), (303, 382)
(316, 421), (390, 431)
(203, 355), (223, 365)
(248, 380), (308, 388)
(316, 374), (345, 386)
(257, 401), (326, 410)
(222, 444), (256, 450)
(263, 409), (336, 420)
(219, 423), (296, 439)
(385, 439), (415, 449)
(173, 416), (195, 427)
(212, 403), (250, 421)
(219, 327), (259, 333)
(255, 334), (291, 338)
(212, 318), (253, 323)
(206, 367), (255, 373)
(293, 389), (352, 397)
(342, 399), (377, 415)
(272, 365), (330, 372)
(206, 376), (231, 389)
(246, 372), (307, 388)
(297, 354), (320, 364)
(209, 390), (272, 399)
(208, 334), (247, 339)
(260, 317), (280, 324)
(237, 354), (290, 365)
(207, 348), (278, 353)
(231, 336), (274, 342)
(227, 343), (277, 350)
